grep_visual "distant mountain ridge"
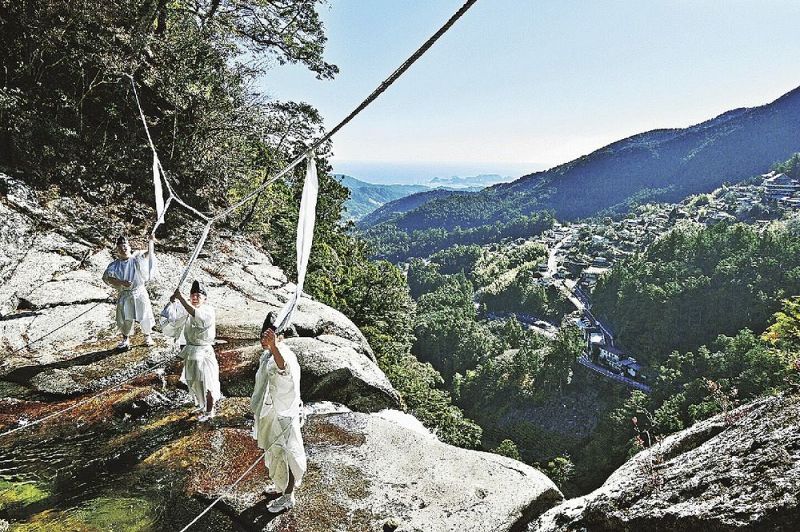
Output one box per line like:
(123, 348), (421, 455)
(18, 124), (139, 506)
(428, 174), (509, 188)
(358, 188), (475, 227)
(337, 175), (429, 221)
(339, 174), (485, 223)
(361, 84), (800, 230)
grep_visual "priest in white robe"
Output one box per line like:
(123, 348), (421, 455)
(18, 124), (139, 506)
(162, 280), (222, 421)
(102, 235), (156, 349)
(251, 313), (306, 513)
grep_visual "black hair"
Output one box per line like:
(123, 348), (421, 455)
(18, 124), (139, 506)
(261, 311), (278, 335)
(261, 311), (297, 337)
(190, 280), (207, 296)
(116, 235), (129, 247)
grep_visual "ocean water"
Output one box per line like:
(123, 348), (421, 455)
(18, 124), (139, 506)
(332, 160), (547, 186)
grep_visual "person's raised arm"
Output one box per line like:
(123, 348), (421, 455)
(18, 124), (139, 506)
(260, 329), (285, 370)
(173, 289), (196, 317)
(140, 235), (157, 258)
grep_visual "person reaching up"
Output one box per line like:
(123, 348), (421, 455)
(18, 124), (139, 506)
(102, 235), (157, 349)
(162, 280), (222, 421)
(251, 312), (306, 513)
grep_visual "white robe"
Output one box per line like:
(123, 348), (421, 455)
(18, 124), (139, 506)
(161, 301), (221, 410)
(104, 247), (156, 335)
(251, 344), (306, 492)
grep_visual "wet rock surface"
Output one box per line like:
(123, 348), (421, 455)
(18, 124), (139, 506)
(530, 393), (800, 532)
(1, 389), (563, 531)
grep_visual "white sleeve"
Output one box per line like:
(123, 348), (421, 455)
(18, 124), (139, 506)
(140, 241), (157, 282)
(160, 301), (188, 340)
(193, 305), (215, 329)
(103, 261), (118, 280)
(272, 346), (298, 395)
(160, 300), (187, 321)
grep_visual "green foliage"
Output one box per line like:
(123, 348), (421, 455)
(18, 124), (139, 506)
(430, 244), (483, 276)
(0, 0), (336, 208)
(593, 222), (800, 364)
(539, 324), (583, 394)
(487, 318), (527, 350)
(773, 152), (800, 179)
(764, 296), (800, 349)
(493, 439), (521, 461)
(687, 193), (712, 208)
(480, 263), (570, 322)
(574, 391), (652, 490)
(413, 274), (502, 380)
(365, 211), (554, 262)
(541, 455), (575, 490)
(407, 258), (446, 299)
(379, 348), (483, 449)
(459, 322), (580, 409)
(656, 329), (792, 420)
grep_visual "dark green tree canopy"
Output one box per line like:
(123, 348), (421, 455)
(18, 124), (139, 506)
(0, 0), (336, 208)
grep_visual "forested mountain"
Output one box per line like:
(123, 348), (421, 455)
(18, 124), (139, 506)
(361, 85), (800, 237)
(358, 187), (474, 228)
(337, 175), (428, 221)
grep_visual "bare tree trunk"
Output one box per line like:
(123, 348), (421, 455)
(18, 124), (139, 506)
(155, 0), (167, 35)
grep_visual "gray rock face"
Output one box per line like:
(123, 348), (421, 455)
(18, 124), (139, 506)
(142, 401), (563, 532)
(531, 394), (800, 532)
(0, 175), (395, 414)
(285, 336), (399, 412)
(295, 411), (562, 532)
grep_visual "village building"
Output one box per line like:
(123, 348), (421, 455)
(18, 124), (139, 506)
(764, 172), (800, 202)
(598, 345), (625, 369)
(580, 265), (610, 290)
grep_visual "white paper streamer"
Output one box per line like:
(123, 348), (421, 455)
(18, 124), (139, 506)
(274, 155), (319, 332)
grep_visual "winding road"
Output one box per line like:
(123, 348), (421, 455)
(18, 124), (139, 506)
(544, 235), (650, 394)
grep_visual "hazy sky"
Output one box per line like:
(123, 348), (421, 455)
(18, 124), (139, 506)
(258, 0), (800, 182)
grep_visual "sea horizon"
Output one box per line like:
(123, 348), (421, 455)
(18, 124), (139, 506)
(331, 160), (548, 186)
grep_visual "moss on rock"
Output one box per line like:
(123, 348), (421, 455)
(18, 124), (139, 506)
(0, 480), (50, 511)
(10, 496), (155, 532)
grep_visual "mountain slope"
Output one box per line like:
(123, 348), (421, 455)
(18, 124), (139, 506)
(363, 85), (800, 230)
(358, 188), (475, 228)
(337, 174), (428, 221)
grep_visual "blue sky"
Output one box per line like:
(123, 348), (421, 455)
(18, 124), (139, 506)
(257, 0), (800, 183)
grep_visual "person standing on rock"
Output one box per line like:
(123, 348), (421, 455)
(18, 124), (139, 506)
(251, 312), (306, 513)
(102, 235), (157, 349)
(162, 280), (222, 421)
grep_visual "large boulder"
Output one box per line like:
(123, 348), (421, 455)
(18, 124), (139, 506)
(142, 400), (563, 532)
(211, 338), (398, 412)
(0, 175), (396, 413)
(531, 393), (800, 532)
(284, 336), (398, 411)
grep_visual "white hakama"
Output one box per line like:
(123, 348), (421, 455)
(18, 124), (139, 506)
(161, 301), (222, 411)
(251, 345), (306, 493)
(104, 246), (156, 336)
